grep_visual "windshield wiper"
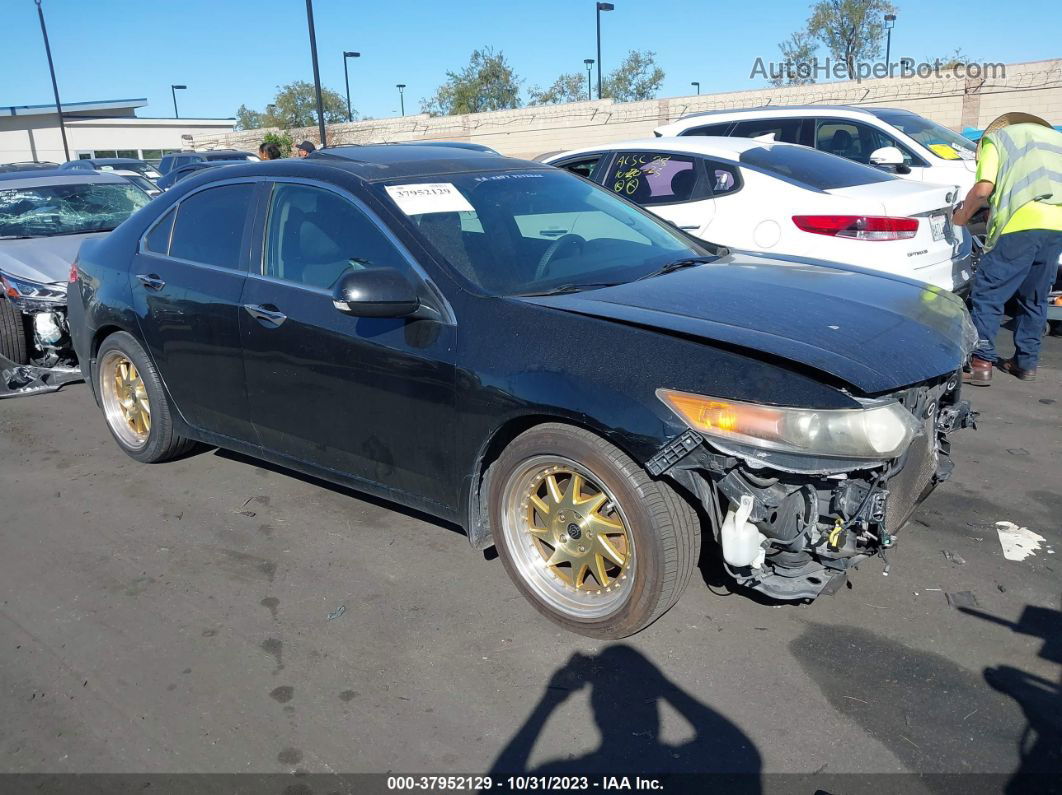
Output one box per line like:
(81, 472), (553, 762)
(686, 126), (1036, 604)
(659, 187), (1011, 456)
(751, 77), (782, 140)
(0, 235), (37, 240)
(634, 256), (717, 281)
(48, 226), (118, 237)
(517, 281), (623, 296)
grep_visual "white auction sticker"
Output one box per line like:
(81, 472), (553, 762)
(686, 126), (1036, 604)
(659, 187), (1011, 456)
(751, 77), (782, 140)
(385, 183), (474, 215)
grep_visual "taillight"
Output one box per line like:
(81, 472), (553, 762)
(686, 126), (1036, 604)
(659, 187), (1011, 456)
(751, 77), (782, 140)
(792, 215), (919, 241)
(69, 261), (79, 283)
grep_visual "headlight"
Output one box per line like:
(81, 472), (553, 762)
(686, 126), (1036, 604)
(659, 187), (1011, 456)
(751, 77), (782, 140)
(1, 271), (67, 303)
(657, 389), (922, 460)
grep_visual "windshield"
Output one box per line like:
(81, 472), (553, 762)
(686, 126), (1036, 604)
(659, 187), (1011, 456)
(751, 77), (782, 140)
(378, 170), (706, 295)
(0, 182), (151, 238)
(871, 110), (976, 158)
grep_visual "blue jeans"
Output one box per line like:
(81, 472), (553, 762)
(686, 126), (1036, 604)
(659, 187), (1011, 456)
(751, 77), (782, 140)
(970, 229), (1062, 369)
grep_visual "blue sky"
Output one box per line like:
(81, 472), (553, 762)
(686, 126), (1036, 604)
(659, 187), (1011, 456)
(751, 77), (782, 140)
(4, 0), (1060, 121)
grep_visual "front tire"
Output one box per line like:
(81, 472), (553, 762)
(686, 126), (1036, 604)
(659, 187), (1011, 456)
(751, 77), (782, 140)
(0, 298), (28, 364)
(96, 331), (195, 463)
(489, 423), (700, 638)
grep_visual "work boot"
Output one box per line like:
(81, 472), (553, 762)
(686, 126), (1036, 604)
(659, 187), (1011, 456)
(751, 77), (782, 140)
(999, 358), (1037, 381)
(963, 356), (993, 386)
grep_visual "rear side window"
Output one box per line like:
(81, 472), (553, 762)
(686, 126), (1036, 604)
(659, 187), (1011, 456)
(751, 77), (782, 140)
(739, 144), (894, 190)
(169, 184), (253, 268)
(731, 118), (803, 144)
(607, 152), (699, 205)
(703, 161), (741, 196)
(144, 206), (176, 254)
(682, 122), (732, 137)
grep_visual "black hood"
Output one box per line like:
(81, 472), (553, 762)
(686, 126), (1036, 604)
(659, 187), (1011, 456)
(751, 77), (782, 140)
(519, 253), (970, 394)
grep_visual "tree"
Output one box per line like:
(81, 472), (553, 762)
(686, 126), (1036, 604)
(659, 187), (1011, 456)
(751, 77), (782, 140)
(262, 131), (293, 157)
(235, 104), (264, 131)
(528, 73), (588, 105)
(234, 81), (350, 130)
(601, 50), (664, 102)
(807, 0), (896, 78)
(926, 48), (971, 70)
(770, 31), (818, 86)
(422, 48), (522, 116)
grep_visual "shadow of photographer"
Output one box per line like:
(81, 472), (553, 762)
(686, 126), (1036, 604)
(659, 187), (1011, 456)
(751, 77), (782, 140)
(961, 604), (1061, 790)
(489, 644), (761, 789)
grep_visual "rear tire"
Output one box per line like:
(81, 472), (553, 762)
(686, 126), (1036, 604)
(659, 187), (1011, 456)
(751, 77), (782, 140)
(0, 298), (28, 364)
(489, 423), (700, 638)
(96, 331), (196, 463)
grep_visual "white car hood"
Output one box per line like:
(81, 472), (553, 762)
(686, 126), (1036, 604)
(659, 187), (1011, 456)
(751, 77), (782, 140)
(0, 231), (105, 284)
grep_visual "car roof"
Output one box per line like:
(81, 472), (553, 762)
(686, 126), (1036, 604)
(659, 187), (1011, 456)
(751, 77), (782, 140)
(72, 157), (148, 166)
(658, 105), (915, 131)
(543, 136), (801, 163)
(305, 144), (537, 181)
(0, 171), (131, 188)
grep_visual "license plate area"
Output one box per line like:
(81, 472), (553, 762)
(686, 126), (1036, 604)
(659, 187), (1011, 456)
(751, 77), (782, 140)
(930, 213), (947, 241)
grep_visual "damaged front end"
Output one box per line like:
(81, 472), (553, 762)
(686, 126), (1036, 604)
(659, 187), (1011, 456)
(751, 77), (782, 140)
(648, 374), (975, 601)
(1, 273), (80, 398)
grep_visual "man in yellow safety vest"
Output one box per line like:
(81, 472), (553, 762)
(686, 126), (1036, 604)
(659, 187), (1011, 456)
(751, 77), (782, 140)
(953, 112), (1062, 385)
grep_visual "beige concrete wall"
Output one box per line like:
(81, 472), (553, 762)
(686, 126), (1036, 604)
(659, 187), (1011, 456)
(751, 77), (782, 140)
(194, 58), (1062, 159)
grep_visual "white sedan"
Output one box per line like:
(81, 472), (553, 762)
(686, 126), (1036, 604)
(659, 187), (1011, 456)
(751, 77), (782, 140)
(544, 137), (974, 292)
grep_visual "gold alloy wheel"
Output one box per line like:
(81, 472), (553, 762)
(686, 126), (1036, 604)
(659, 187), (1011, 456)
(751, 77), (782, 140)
(502, 457), (635, 619)
(99, 350), (151, 450)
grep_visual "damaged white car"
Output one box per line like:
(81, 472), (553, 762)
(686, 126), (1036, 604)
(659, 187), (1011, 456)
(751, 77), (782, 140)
(0, 171), (150, 394)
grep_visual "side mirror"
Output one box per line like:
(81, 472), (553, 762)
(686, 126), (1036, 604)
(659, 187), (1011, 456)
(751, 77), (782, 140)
(332, 267), (420, 318)
(869, 146), (905, 167)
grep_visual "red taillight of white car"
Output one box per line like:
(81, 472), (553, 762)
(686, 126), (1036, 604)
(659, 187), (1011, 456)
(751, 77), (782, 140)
(792, 215), (919, 241)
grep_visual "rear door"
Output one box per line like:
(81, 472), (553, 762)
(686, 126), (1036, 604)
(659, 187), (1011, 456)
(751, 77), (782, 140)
(132, 180), (258, 441)
(602, 150), (712, 233)
(240, 180), (457, 506)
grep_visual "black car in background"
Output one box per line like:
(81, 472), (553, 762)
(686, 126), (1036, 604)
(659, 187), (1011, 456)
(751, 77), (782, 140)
(68, 145), (974, 637)
(157, 149), (259, 176)
(155, 160), (242, 190)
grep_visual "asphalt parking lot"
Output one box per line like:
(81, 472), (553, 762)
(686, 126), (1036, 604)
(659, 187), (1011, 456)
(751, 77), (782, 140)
(1, 333), (1059, 788)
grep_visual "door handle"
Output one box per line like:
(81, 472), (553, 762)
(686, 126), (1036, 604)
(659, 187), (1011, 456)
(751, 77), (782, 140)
(243, 303), (287, 327)
(135, 273), (166, 291)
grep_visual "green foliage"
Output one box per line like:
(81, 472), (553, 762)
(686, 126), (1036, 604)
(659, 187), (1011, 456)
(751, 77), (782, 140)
(262, 131), (293, 157)
(770, 31), (818, 86)
(235, 81), (351, 131)
(601, 50), (665, 102)
(422, 48), (522, 116)
(528, 73), (589, 105)
(806, 0), (896, 76)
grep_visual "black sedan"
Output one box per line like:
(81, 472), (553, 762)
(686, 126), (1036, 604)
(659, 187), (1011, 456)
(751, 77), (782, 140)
(68, 145), (975, 637)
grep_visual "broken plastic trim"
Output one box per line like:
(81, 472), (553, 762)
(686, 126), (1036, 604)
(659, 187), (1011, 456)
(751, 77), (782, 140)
(0, 353), (81, 399)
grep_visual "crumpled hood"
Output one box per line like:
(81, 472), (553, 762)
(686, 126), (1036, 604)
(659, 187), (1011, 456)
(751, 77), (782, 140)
(0, 232), (104, 285)
(519, 252), (970, 394)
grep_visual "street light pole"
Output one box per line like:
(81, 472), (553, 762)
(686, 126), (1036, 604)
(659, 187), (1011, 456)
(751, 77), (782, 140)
(343, 51), (360, 122)
(884, 13), (896, 74)
(34, 0), (69, 162)
(171, 84), (187, 118)
(595, 2), (614, 100)
(396, 84), (406, 116)
(304, 0), (327, 147)
(691, 81), (700, 95)
(584, 59), (595, 101)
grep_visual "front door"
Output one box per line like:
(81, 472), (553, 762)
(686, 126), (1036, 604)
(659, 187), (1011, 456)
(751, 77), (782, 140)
(240, 181), (458, 508)
(601, 150), (714, 234)
(131, 181), (257, 441)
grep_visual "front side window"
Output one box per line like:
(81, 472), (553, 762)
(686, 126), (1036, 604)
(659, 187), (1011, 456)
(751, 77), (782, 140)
(0, 182), (151, 239)
(264, 183), (408, 290)
(815, 120), (911, 165)
(607, 152), (699, 205)
(378, 169), (705, 296)
(169, 183), (253, 268)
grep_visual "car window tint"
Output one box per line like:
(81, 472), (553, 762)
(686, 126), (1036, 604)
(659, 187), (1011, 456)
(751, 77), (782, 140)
(816, 120), (907, 165)
(264, 183), (407, 290)
(169, 184), (253, 268)
(557, 156), (602, 179)
(144, 206), (176, 254)
(683, 122), (731, 136)
(731, 118), (803, 144)
(739, 144), (894, 189)
(703, 161), (740, 195)
(607, 152), (698, 205)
